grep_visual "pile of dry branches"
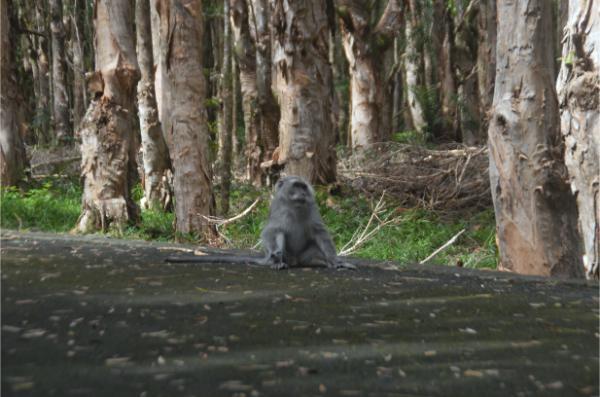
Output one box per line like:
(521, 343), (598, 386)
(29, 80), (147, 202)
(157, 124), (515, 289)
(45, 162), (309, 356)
(338, 143), (491, 211)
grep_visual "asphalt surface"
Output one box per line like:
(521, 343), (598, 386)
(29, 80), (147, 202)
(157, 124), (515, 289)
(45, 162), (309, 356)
(1, 231), (598, 397)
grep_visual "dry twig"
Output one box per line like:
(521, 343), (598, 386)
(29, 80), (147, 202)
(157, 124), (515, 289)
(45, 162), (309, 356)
(339, 192), (400, 256)
(419, 229), (466, 265)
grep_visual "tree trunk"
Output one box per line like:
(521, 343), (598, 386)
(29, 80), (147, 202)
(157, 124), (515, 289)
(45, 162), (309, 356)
(403, 0), (425, 134)
(230, 0), (261, 186)
(476, 0), (496, 137)
(231, 53), (240, 165)
(272, 0), (336, 184)
(556, 0), (599, 279)
(35, 2), (51, 143)
(434, 0), (458, 141)
(1, 0), (27, 186)
(391, 37), (403, 135)
(157, 0), (216, 240)
(336, 0), (401, 150)
(149, 0), (164, 122)
(454, 4), (481, 145)
(218, 0), (233, 215)
(249, 0), (279, 182)
(71, 0), (87, 129)
(50, 0), (71, 142)
(136, 0), (172, 212)
(488, 0), (583, 278)
(76, 0), (141, 233)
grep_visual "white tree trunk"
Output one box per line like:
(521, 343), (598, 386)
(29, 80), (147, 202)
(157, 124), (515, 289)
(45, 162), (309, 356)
(404, 0), (426, 134)
(136, 0), (172, 212)
(556, 0), (599, 279)
(76, 0), (141, 233)
(488, 0), (582, 278)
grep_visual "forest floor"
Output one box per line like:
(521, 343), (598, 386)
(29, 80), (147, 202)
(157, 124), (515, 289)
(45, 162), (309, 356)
(1, 231), (598, 397)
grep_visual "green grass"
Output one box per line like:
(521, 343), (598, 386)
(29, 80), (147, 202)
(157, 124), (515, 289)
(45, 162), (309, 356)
(1, 177), (497, 269)
(1, 178), (82, 232)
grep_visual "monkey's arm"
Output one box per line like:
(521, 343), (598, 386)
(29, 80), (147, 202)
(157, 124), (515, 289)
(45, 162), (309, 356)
(165, 255), (266, 265)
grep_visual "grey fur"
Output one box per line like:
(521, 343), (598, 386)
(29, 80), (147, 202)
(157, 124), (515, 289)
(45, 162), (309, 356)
(166, 176), (355, 270)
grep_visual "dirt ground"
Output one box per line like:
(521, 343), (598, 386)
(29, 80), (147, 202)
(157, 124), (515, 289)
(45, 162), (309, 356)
(1, 231), (598, 396)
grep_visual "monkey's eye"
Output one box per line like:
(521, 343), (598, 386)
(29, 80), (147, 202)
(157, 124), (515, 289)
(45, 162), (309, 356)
(292, 182), (308, 191)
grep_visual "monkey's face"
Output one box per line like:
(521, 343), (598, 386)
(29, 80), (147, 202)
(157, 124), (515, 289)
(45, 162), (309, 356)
(276, 176), (315, 207)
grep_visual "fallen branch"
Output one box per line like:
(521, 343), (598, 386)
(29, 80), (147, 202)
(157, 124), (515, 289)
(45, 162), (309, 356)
(200, 198), (261, 245)
(419, 229), (466, 265)
(201, 198), (261, 226)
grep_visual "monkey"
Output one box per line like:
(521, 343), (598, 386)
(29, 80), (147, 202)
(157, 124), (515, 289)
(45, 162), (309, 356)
(165, 176), (356, 270)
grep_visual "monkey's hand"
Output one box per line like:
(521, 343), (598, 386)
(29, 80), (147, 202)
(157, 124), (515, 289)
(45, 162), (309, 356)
(271, 261), (289, 270)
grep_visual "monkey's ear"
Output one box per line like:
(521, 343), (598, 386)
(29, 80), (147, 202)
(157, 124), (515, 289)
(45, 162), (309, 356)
(275, 179), (285, 190)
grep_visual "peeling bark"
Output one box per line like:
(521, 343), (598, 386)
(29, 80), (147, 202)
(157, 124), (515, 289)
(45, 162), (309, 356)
(76, 0), (141, 233)
(157, 0), (216, 240)
(272, 0), (336, 184)
(488, 0), (583, 278)
(136, 0), (172, 212)
(1, 0), (27, 186)
(556, 0), (599, 279)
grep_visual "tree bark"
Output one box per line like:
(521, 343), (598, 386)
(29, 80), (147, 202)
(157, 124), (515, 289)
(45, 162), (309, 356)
(33, 2), (52, 144)
(454, 3), (481, 145)
(476, 0), (496, 137)
(157, 0), (216, 240)
(230, 0), (261, 186)
(50, 0), (71, 142)
(136, 0), (172, 212)
(149, 0), (164, 122)
(218, 0), (233, 215)
(1, 0), (27, 186)
(76, 0), (141, 233)
(336, 0), (401, 150)
(433, 0), (458, 140)
(272, 0), (337, 184)
(488, 0), (583, 278)
(71, 0), (87, 129)
(403, 0), (425, 134)
(556, 0), (599, 279)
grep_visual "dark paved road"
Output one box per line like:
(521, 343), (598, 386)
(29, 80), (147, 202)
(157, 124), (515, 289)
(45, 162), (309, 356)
(1, 231), (598, 397)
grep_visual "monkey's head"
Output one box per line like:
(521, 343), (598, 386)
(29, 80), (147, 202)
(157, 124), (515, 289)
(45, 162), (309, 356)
(274, 176), (316, 207)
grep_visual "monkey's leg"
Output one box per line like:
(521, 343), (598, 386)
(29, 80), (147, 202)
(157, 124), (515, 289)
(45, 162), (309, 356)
(297, 244), (356, 270)
(313, 237), (357, 270)
(263, 231), (288, 270)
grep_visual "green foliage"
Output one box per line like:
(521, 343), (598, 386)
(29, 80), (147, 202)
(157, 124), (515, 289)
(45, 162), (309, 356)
(413, 85), (443, 140)
(392, 130), (425, 145)
(221, 184), (497, 269)
(1, 177), (497, 270)
(1, 179), (81, 232)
